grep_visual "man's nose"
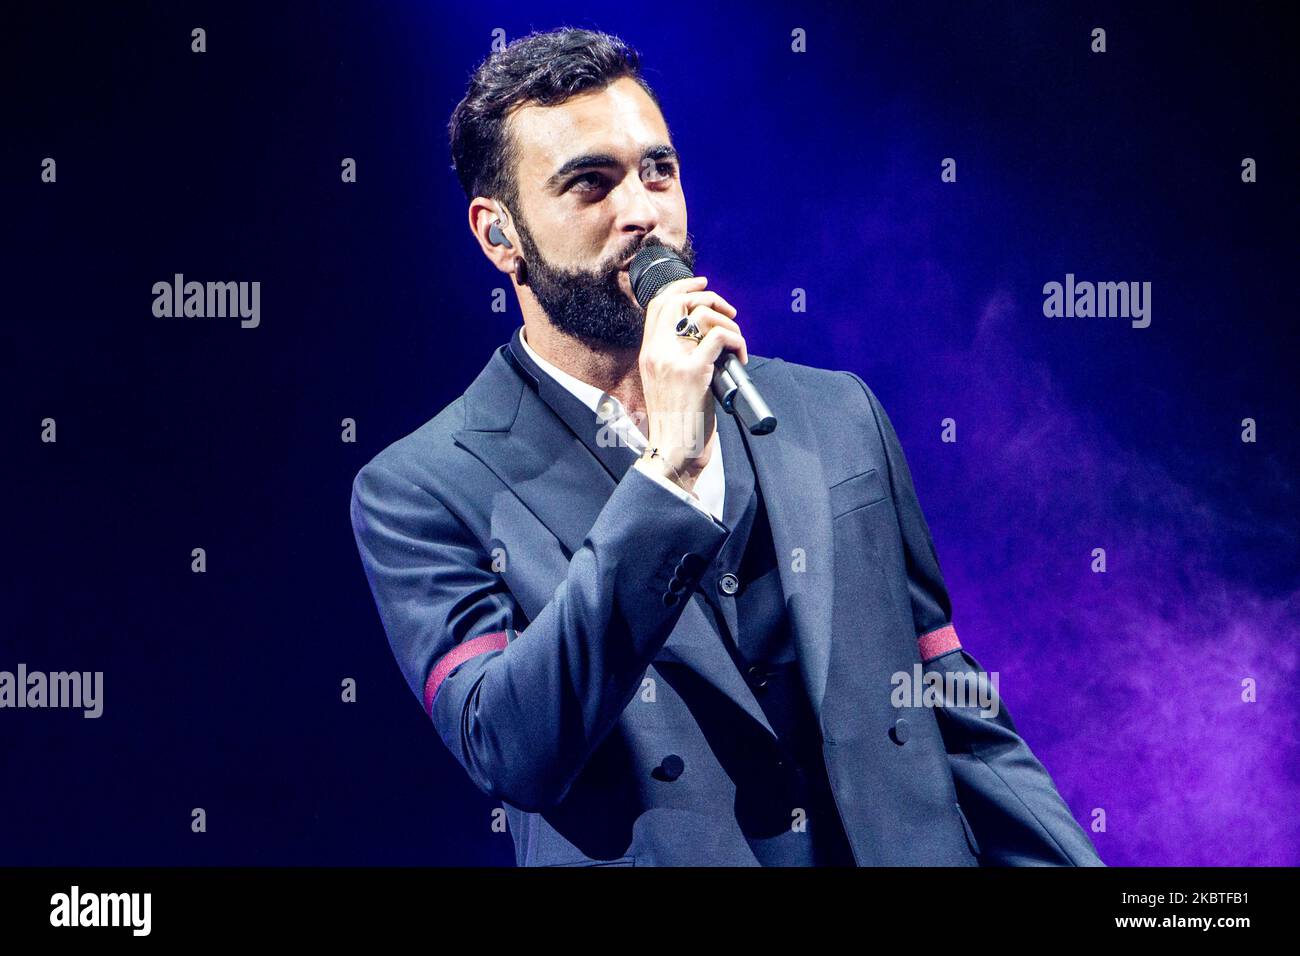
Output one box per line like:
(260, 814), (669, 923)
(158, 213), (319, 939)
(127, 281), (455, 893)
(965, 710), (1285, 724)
(611, 172), (660, 236)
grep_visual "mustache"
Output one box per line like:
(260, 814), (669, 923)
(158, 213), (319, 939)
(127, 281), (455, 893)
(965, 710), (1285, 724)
(613, 234), (690, 271)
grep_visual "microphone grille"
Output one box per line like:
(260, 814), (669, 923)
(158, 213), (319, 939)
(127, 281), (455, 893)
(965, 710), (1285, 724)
(629, 244), (694, 310)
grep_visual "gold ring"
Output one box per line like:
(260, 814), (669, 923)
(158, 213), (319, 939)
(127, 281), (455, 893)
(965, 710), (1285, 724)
(675, 318), (704, 342)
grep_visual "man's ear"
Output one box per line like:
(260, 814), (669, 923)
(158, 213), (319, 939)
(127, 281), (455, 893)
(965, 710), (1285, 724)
(469, 197), (520, 277)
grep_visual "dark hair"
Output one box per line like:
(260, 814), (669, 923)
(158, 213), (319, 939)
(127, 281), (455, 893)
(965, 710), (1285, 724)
(448, 27), (664, 212)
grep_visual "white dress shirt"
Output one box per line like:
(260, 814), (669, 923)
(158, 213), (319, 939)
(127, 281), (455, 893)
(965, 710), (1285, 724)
(519, 326), (726, 523)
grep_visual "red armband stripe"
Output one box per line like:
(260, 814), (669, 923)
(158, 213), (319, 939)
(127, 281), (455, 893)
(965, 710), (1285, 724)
(423, 631), (510, 716)
(918, 624), (961, 663)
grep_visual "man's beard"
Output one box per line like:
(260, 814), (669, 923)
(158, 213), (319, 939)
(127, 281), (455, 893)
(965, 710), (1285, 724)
(512, 213), (697, 349)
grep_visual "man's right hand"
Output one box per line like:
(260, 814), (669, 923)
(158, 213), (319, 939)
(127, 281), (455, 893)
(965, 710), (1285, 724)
(636, 275), (748, 494)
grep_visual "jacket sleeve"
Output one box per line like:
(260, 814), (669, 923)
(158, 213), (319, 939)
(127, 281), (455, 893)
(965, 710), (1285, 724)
(845, 371), (1104, 866)
(349, 458), (729, 813)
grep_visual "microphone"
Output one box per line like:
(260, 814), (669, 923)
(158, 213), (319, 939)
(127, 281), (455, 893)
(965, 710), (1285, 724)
(628, 245), (777, 436)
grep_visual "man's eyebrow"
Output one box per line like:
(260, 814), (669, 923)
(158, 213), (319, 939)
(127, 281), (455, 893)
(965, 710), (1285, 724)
(545, 144), (680, 191)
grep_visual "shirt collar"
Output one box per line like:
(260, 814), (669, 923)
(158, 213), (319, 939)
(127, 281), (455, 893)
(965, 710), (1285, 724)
(518, 325), (629, 428)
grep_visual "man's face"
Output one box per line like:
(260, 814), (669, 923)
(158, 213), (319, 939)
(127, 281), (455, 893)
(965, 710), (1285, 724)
(504, 76), (696, 348)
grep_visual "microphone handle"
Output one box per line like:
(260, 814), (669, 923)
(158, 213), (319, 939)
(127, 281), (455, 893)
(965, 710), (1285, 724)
(711, 351), (777, 435)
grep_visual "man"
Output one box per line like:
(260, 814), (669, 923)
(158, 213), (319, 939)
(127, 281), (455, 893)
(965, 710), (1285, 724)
(350, 27), (1104, 867)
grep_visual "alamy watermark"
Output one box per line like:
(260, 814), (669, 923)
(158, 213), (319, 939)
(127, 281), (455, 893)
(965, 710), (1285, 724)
(890, 663), (1000, 718)
(595, 402), (711, 459)
(50, 886), (151, 936)
(152, 274), (260, 328)
(1043, 273), (1151, 328)
(0, 664), (103, 718)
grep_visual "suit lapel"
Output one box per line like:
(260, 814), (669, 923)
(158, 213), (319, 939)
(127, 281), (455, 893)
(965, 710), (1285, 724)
(454, 393), (615, 562)
(735, 359), (836, 726)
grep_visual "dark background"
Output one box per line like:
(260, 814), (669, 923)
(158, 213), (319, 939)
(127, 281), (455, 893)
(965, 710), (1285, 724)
(4, 1), (1296, 865)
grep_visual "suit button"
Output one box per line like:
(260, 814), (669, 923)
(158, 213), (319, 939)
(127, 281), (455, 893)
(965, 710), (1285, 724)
(678, 553), (707, 576)
(718, 572), (740, 595)
(891, 717), (911, 744)
(746, 664), (769, 689)
(662, 591), (680, 607)
(667, 575), (688, 595)
(653, 754), (685, 781)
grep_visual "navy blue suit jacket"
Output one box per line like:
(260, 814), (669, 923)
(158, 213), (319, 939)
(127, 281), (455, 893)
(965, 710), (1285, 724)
(349, 337), (1105, 866)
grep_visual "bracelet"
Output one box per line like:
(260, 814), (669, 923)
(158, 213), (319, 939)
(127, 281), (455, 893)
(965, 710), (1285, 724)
(643, 446), (685, 485)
